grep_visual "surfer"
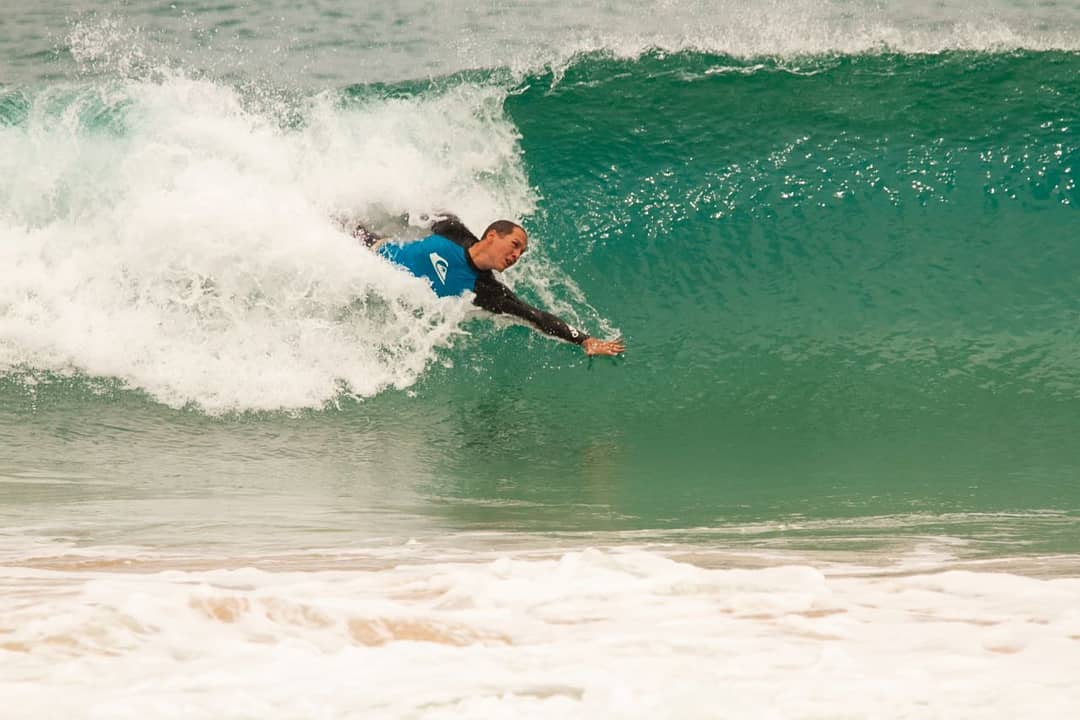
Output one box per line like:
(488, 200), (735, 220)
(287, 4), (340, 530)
(352, 215), (625, 356)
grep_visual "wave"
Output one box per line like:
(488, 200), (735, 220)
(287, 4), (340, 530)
(2, 42), (1079, 414)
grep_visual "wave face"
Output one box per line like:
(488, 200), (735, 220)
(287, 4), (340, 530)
(512, 49), (1080, 393)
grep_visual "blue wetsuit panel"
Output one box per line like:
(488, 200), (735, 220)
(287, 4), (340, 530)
(378, 234), (478, 297)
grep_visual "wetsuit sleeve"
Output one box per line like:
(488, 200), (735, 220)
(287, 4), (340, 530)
(473, 274), (588, 345)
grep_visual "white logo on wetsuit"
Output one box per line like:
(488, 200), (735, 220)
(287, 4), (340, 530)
(429, 252), (449, 285)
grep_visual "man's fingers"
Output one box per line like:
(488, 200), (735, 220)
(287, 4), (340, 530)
(583, 337), (626, 356)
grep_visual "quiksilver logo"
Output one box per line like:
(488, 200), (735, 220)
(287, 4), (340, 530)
(429, 252), (449, 285)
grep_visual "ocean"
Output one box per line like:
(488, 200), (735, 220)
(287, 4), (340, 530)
(2, 1), (1079, 717)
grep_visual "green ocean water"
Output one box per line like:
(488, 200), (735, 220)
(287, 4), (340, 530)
(2, 4), (1079, 559)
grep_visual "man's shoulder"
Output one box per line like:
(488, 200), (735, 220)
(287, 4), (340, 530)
(429, 217), (479, 248)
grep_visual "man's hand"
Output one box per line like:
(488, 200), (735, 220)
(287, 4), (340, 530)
(582, 337), (625, 356)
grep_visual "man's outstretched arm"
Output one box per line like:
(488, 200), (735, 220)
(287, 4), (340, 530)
(472, 275), (624, 356)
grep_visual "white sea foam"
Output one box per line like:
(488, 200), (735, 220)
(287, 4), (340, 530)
(1, 546), (1078, 719)
(0, 73), (541, 412)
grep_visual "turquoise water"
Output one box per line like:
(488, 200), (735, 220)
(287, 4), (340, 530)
(1, 1), (1079, 556)
(5, 5), (1080, 718)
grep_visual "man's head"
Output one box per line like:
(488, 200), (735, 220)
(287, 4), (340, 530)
(474, 220), (528, 272)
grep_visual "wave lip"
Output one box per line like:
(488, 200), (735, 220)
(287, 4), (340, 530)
(7, 4), (1080, 88)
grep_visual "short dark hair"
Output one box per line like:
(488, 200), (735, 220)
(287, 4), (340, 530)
(482, 220), (524, 239)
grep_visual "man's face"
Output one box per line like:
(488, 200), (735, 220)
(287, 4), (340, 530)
(488, 228), (528, 271)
